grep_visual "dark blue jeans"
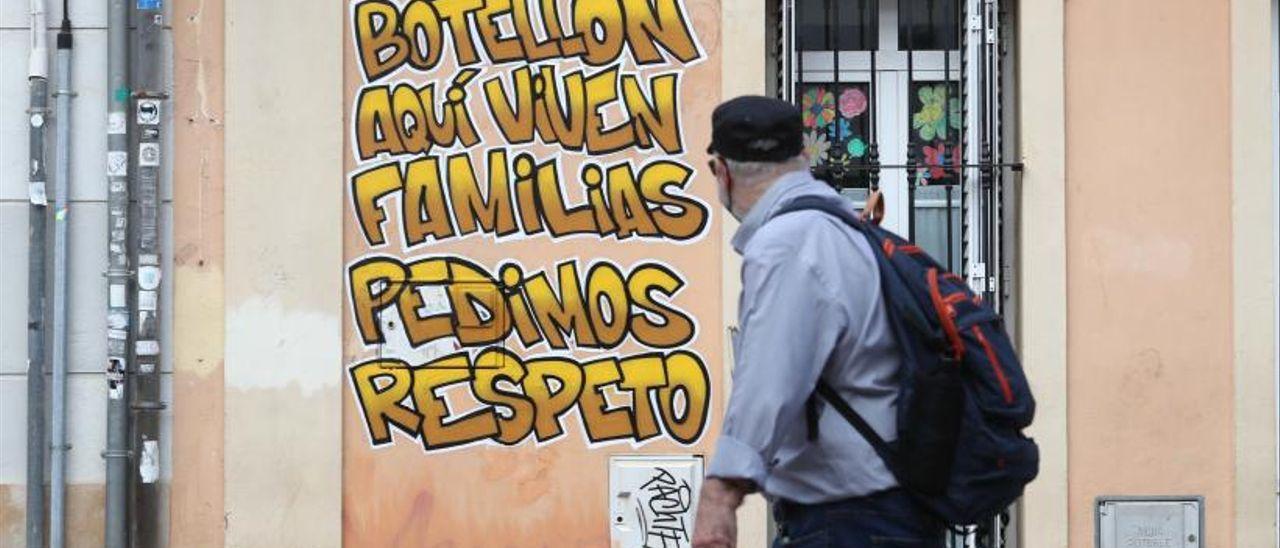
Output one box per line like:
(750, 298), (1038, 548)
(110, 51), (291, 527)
(771, 488), (945, 547)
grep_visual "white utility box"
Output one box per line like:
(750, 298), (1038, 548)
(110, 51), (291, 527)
(609, 455), (704, 548)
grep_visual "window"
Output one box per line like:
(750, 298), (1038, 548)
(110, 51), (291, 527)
(779, 0), (1018, 316)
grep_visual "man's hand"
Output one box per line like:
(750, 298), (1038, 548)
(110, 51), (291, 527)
(692, 478), (751, 548)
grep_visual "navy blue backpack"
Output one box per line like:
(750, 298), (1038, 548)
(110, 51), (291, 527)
(778, 195), (1038, 526)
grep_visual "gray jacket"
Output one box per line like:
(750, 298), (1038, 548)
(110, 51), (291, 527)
(706, 170), (901, 503)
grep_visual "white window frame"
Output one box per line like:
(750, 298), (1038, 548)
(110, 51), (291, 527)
(781, 0), (1008, 300)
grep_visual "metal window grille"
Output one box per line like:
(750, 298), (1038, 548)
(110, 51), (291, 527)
(778, 0), (1019, 315)
(777, 1), (1020, 546)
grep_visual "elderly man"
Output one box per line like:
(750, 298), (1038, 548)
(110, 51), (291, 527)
(691, 96), (944, 547)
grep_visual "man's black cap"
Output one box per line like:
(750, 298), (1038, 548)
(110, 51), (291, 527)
(706, 95), (804, 162)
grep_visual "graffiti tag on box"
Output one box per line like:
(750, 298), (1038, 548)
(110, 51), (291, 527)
(346, 0), (713, 452)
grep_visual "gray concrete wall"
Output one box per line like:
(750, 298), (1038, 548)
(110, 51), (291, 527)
(0, 1), (173, 544)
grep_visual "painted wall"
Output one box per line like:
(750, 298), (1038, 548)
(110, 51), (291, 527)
(340, 0), (724, 545)
(1064, 0), (1242, 545)
(0, 0), (176, 545)
(222, 0), (345, 544)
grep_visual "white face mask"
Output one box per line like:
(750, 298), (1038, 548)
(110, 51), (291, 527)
(712, 159), (740, 221)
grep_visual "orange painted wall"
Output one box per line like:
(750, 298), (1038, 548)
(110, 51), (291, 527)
(340, 1), (724, 546)
(1064, 0), (1236, 545)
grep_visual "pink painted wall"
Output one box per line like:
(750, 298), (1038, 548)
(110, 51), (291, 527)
(1064, 0), (1236, 544)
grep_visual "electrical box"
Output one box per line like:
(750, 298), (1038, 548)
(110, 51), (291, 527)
(609, 455), (703, 548)
(1096, 496), (1203, 548)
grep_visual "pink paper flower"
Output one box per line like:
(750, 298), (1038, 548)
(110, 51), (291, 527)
(839, 88), (868, 118)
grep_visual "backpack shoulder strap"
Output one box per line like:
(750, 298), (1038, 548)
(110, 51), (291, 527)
(773, 195), (868, 231)
(815, 380), (899, 471)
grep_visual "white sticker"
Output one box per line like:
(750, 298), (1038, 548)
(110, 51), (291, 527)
(107, 358), (126, 400)
(108, 328), (128, 340)
(31, 112), (44, 128)
(140, 254), (159, 266)
(29, 181), (47, 205)
(136, 340), (159, 356)
(139, 143), (160, 166)
(138, 290), (158, 311)
(110, 284), (127, 307)
(139, 440), (159, 483)
(108, 312), (129, 329)
(138, 266), (162, 290)
(107, 151), (128, 176)
(108, 111), (127, 134)
(137, 99), (161, 125)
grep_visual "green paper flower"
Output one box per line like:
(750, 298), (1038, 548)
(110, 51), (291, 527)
(912, 85), (962, 141)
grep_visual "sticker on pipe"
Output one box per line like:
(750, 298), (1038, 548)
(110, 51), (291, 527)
(107, 151), (128, 176)
(108, 112), (127, 134)
(139, 143), (160, 167)
(137, 99), (161, 124)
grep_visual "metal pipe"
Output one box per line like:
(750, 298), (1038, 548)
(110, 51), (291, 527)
(103, 0), (131, 544)
(25, 1), (49, 546)
(49, 4), (73, 547)
(129, 0), (167, 543)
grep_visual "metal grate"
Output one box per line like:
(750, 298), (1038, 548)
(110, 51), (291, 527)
(779, 0), (1020, 313)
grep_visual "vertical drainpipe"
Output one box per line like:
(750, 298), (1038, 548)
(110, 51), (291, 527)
(49, 4), (73, 547)
(129, 0), (167, 544)
(24, 1), (49, 547)
(103, 0), (131, 545)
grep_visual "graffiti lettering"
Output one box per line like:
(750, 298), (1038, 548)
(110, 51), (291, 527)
(349, 348), (711, 450)
(355, 67), (683, 159)
(348, 255), (695, 351)
(350, 151), (708, 246)
(637, 468), (694, 547)
(345, 0), (714, 455)
(353, 71), (482, 159)
(353, 0), (701, 80)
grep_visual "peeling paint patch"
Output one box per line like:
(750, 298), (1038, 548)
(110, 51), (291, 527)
(226, 296), (340, 395)
(173, 267), (223, 377)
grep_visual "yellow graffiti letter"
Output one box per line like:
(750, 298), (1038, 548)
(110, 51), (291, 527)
(522, 357), (585, 441)
(349, 359), (423, 445)
(354, 0), (408, 81)
(578, 358), (635, 443)
(638, 160), (707, 240)
(348, 256), (409, 344)
(355, 86), (405, 160)
(658, 351), (710, 444)
(412, 353), (499, 449)
(350, 162), (403, 246)
(618, 354), (668, 440)
(403, 157), (456, 246)
(627, 265), (695, 348)
(621, 0), (701, 64)
(472, 349), (536, 445)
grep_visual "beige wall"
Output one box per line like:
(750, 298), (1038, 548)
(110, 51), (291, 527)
(1231, 0), (1279, 545)
(721, 2), (769, 546)
(222, 0), (345, 545)
(1016, 0), (1069, 545)
(1064, 0), (1244, 546)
